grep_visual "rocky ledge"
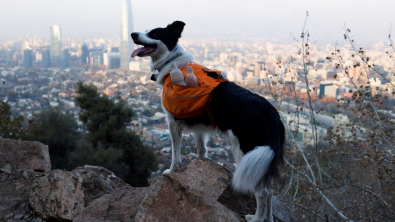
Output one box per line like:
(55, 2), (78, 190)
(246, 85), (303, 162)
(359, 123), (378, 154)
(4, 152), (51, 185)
(0, 138), (295, 222)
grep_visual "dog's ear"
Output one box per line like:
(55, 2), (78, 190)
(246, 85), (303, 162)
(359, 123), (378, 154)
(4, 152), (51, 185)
(167, 21), (185, 39)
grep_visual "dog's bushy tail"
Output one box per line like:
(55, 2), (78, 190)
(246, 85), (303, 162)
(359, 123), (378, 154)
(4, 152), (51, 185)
(232, 146), (274, 193)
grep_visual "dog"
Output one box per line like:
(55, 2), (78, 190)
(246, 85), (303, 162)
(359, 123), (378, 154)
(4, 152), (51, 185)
(131, 21), (285, 222)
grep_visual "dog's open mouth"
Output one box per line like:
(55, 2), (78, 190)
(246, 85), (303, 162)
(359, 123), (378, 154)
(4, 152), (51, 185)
(131, 41), (157, 58)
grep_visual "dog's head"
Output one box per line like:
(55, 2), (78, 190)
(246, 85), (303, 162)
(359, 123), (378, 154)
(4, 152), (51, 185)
(130, 21), (185, 59)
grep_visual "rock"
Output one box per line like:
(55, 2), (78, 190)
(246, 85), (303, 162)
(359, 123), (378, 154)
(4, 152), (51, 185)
(24, 202), (30, 213)
(134, 158), (241, 222)
(0, 198), (24, 218)
(15, 181), (25, 190)
(14, 213), (24, 219)
(133, 158), (295, 222)
(22, 171), (29, 180)
(0, 164), (12, 174)
(29, 168), (113, 221)
(0, 170), (44, 218)
(75, 165), (125, 189)
(0, 139), (51, 173)
(74, 184), (147, 222)
(29, 170), (84, 221)
(76, 167), (114, 206)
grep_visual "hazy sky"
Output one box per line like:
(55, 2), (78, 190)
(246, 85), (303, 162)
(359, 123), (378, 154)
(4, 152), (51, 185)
(1, 0), (394, 45)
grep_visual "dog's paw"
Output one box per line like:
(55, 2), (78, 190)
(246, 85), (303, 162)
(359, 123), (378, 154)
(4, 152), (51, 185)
(245, 215), (256, 221)
(265, 216), (274, 222)
(162, 169), (172, 174)
(245, 215), (265, 222)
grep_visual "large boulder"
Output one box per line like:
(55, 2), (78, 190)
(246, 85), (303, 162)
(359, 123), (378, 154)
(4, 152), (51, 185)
(0, 139), (51, 173)
(135, 159), (240, 222)
(74, 184), (147, 222)
(73, 158), (295, 222)
(134, 158), (295, 222)
(29, 168), (113, 221)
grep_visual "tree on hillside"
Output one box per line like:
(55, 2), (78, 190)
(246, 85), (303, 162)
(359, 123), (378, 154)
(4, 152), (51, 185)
(142, 109), (154, 117)
(68, 140), (129, 179)
(74, 82), (157, 186)
(0, 101), (27, 139)
(26, 107), (80, 170)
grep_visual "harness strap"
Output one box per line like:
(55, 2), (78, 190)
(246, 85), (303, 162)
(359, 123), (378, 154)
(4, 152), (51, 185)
(151, 53), (182, 82)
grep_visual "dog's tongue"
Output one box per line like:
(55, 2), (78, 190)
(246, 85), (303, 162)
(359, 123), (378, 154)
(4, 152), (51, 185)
(131, 47), (147, 58)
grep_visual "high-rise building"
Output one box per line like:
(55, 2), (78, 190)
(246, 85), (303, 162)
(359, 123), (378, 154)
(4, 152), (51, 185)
(23, 49), (33, 67)
(89, 50), (104, 66)
(109, 47), (120, 53)
(254, 61), (265, 77)
(42, 49), (51, 68)
(219, 52), (228, 64)
(104, 52), (121, 69)
(81, 43), (89, 64)
(204, 47), (209, 59)
(120, 0), (134, 70)
(21, 41), (30, 60)
(50, 25), (62, 63)
(5, 49), (12, 61)
(60, 49), (69, 68)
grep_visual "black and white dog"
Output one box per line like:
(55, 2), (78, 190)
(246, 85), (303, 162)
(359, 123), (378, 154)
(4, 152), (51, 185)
(131, 21), (285, 222)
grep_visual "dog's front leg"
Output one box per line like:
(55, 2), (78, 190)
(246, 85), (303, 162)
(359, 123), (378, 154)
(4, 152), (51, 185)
(195, 132), (207, 158)
(163, 120), (183, 174)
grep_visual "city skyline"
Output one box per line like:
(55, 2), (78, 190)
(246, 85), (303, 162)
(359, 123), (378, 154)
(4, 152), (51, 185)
(0, 0), (394, 46)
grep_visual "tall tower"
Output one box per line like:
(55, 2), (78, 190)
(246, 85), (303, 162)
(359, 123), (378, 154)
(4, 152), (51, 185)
(50, 25), (62, 63)
(81, 43), (89, 64)
(120, 0), (134, 70)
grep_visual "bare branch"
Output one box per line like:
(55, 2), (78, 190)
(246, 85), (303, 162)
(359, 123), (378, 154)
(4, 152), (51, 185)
(341, 205), (395, 220)
(284, 200), (326, 220)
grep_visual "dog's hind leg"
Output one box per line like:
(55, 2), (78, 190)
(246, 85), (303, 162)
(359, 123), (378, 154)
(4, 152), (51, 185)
(195, 132), (207, 158)
(264, 185), (273, 222)
(232, 145), (274, 222)
(245, 184), (273, 222)
(163, 120), (183, 174)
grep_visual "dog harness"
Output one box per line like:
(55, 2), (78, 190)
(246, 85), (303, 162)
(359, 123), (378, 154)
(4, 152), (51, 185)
(162, 63), (227, 128)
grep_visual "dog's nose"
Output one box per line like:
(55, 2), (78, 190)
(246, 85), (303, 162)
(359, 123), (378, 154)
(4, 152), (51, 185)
(131, 33), (139, 39)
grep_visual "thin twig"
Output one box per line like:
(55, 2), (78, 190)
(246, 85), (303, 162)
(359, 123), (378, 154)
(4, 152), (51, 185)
(284, 200), (326, 220)
(341, 205), (395, 220)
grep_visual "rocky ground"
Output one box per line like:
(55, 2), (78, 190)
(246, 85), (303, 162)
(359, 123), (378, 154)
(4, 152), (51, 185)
(0, 138), (295, 222)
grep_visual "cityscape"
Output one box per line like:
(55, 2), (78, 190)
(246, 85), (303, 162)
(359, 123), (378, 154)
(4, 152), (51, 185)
(1, 22), (395, 144)
(1, 1), (395, 167)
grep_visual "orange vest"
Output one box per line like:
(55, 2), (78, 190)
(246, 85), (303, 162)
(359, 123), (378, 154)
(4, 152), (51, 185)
(162, 63), (227, 120)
